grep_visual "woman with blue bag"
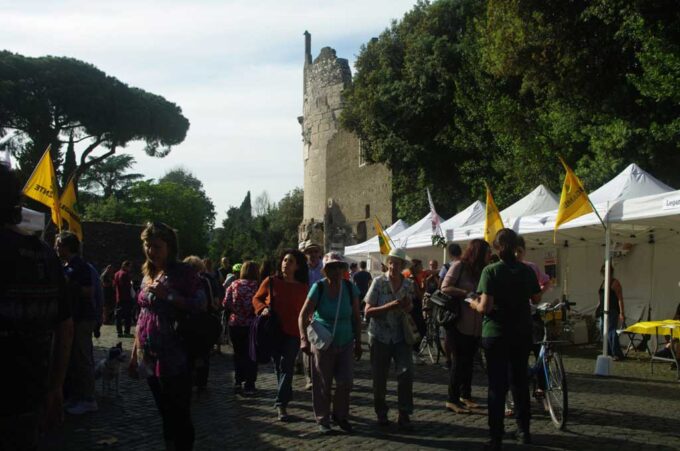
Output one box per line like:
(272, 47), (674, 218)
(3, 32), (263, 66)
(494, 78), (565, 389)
(299, 252), (362, 434)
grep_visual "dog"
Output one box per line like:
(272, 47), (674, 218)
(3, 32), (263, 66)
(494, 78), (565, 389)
(95, 342), (126, 396)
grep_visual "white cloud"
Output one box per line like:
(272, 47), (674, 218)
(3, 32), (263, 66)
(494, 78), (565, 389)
(1, 0), (418, 223)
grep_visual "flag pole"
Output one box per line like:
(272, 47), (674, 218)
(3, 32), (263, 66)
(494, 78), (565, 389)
(595, 202), (612, 376)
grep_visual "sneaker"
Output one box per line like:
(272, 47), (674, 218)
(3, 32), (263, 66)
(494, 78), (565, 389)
(66, 400), (98, 415)
(304, 381), (313, 391)
(514, 430), (532, 445)
(333, 416), (353, 433)
(243, 385), (257, 396)
(397, 412), (412, 431)
(277, 406), (290, 422)
(318, 423), (332, 434)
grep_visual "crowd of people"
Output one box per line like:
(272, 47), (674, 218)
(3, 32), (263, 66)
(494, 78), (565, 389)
(1, 164), (642, 451)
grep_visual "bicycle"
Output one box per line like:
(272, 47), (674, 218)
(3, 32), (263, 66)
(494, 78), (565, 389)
(529, 301), (575, 430)
(418, 299), (446, 364)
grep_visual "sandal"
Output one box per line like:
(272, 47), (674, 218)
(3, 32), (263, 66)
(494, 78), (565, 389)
(445, 401), (470, 414)
(460, 398), (480, 409)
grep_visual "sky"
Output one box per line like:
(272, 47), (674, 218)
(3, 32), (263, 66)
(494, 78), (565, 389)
(2, 0), (418, 222)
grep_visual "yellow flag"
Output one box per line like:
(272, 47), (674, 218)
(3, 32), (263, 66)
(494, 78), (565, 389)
(60, 177), (83, 241)
(554, 157), (593, 241)
(484, 183), (504, 244)
(373, 217), (392, 255)
(22, 145), (61, 229)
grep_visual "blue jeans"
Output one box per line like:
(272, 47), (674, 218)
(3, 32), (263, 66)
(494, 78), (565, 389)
(600, 313), (624, 358)
(273, 334), (300, 407)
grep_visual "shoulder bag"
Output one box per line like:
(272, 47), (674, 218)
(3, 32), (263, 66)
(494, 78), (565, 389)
(249, 277), (283, 363)
(429, 263), (465, 328)
(307, 280), (344, 351)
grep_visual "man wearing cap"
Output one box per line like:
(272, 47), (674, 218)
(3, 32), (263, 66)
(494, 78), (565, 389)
(364, 248), (416, 430)
(301, 241), (324, 389)
(304, 242), (324, 286)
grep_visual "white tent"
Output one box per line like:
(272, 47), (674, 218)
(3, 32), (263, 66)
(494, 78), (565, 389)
(403, 201), (486, 250)
(589, 163), (673, 205)
(344, 219), (409, 256)
(502, 166), (677, 320)
(501, 184), (559, 228)
(449, 184), (560, 243)
(18, 207), (46, 233)
(392, 212), (444, 248)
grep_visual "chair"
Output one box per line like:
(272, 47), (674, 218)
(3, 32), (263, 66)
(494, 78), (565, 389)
(617, 304), (651, 357)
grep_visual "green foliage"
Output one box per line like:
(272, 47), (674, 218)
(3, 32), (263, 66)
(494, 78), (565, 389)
(79, 154), (143, 199)
(0, 51), (190, 185)
(209, 188), (303, 264)
(84, 170), (216, 257)
(342, 0), (680, 221)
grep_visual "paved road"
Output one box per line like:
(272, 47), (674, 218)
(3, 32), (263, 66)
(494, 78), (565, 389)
(42, 325), (680, 450)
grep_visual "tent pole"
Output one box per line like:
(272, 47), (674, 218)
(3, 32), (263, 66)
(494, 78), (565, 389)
(595, 203), (612, 376)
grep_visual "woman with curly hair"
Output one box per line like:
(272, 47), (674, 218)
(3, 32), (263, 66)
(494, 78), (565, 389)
(252, 249), (309, 421)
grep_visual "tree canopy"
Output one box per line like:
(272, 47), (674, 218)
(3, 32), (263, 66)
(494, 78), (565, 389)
(0, 51), (190, 184)
(84, 168), (215, 257)
(209, 188), (304, 264)
(342, 0), (680, 222)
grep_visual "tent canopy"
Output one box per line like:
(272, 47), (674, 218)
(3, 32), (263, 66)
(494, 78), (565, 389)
(589, 163), (673, 205)
(403, 201), (486, 250)
(344, 219), (409, 256)
(501, 184), (559, 225)
(392, 212), (443, 248)
(451, 166), (675, 244)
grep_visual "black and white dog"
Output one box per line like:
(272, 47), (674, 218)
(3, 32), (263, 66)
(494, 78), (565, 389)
(95, 342), (126, 396)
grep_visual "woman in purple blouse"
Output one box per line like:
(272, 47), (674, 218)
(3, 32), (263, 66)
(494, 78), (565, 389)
(128, 222), (206, 451)
(224, 260), (260, 395)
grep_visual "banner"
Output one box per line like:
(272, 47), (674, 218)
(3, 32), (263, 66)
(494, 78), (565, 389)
(484, 183), (504, 244)
(554, 157), (593, 241)
(427, 188), (445, 247)
(22, 145), (61, 229)
(373, 217), (392, 255)
(60, 177), (83, 241)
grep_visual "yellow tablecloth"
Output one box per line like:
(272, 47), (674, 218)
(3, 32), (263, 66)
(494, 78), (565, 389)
(625, 320), (680, 339)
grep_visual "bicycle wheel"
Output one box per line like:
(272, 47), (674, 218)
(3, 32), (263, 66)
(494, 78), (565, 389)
(544, 350), (568, 429)
(418, 335), (436, 364)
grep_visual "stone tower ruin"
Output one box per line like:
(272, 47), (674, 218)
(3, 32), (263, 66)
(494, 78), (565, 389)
(298, 31), (393, 252)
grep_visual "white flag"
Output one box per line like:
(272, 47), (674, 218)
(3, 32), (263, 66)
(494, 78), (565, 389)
(427, 188), (442, 236)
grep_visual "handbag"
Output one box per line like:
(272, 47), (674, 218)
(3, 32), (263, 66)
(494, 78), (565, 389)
(307, 281), (343, 351)
(430, 263), (465, 328)
(402, 312), (421, 345)
(249, 277), (283, 363)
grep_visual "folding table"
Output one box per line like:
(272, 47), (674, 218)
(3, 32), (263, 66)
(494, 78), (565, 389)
(624, 320), (680, 380)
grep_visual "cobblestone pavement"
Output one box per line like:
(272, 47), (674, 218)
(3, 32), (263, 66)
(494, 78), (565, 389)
(41, 325), (680, 451)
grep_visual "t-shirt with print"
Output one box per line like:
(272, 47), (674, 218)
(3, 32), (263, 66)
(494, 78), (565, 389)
(308, 279), (359, 347)
(0, 228), (71, 415)
(477, 260), (540, 339)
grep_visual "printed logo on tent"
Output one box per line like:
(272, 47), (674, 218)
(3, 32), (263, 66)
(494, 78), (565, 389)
(662, 196), (680, 211)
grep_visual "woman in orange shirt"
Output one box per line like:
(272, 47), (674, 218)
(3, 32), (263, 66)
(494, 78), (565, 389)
(252, 249), (309, 421)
